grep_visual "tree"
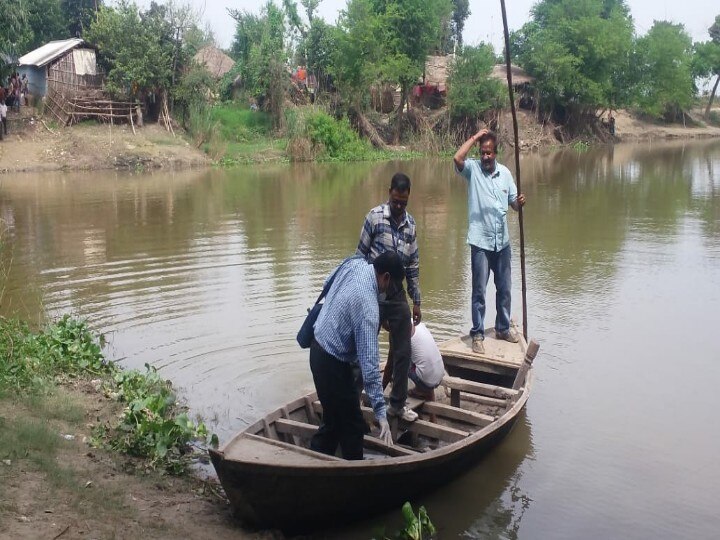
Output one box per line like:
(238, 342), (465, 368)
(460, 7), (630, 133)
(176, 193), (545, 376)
(451, 0), (470, 50)
(26, 0), (69, 50)
(371, 0), (453, 141)
(229, 2), (287, 129)
(447, 44), (506, 119)
(635, 21), (694, 121)
(513, 0), (635, 126)
(694, 15), (720, 119)
(331, 0), (383, 108)
(300, 0), (320, 22)
(297, 18), (337, 90)
(61, 0), (102, 37)
(0, 2), (31, 66)
(86, 1), (174, 99)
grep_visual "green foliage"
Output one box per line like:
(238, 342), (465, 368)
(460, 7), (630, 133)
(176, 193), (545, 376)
(331, 0), (383, 106)
(87, 1), (202, 98)
(61, 0), (102, 37)
(0, 315), (112, 394)
(87, 2), (173, 96)
(25, 0), (69, 50)
(374, 502), (436, 540)
(447, 44), (506, 119)
(0, 315), (212, 475)
(211, 104), (272, 142)
(373, 0), (453, 107)
(94, 364), (209, 474)
(634, 21), (695, 120)
(307, 111), (373, 159)
(514, 0), (635, 118)
(296, 18), (337, 89)
(174, 64), (217, 123)
(229, 2), (287, 128)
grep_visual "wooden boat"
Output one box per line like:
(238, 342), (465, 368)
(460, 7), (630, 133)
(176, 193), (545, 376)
(210, 326), (539, 533)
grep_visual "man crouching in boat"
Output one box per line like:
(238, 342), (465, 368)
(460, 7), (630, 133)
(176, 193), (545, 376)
(310, 252), (403, 459)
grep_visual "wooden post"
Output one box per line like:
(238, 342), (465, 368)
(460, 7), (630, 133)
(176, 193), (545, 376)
(512, 340), (540, 391)
(499, 0), (529, 341)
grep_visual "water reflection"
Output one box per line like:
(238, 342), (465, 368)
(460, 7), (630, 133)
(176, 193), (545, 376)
(1, 139), (720, 538)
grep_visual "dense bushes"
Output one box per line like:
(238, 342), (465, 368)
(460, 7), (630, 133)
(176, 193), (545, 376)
(286, 109), (373, 161)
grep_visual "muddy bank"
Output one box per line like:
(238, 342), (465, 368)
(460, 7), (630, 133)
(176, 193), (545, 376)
(0, 109), (209, 174)
(1, 106), (719, 174)
(0, 381), (272, 540)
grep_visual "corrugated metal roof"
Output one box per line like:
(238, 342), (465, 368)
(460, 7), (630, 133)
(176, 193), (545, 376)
(18, 38), (84, 67)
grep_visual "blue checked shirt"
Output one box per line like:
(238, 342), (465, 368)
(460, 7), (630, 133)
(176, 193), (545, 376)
(356, 203), (421, 306)
(456, 159), (518, 251)
(313, 258), (386, 420)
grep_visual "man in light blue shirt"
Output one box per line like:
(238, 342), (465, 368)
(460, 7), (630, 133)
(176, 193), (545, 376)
(311, 252), (404, 459)
(454, 129), (526, 354)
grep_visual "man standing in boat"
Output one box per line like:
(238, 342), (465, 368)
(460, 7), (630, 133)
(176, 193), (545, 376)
(453, 130), (526, 354)
(357, 173), (420, 423)
(310, 252), (402, 459)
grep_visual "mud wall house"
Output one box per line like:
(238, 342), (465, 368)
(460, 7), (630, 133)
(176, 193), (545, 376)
(18, 38), (102, 100)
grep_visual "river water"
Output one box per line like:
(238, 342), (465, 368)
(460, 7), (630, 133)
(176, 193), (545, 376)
(1, 140), (719, 539)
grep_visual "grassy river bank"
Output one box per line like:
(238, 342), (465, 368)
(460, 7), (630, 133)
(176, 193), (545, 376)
(0, 315), (264, 539)
(2, 104), (719, 175)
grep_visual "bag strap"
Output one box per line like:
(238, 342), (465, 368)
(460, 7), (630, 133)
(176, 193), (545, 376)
(313, 255), (363, 306)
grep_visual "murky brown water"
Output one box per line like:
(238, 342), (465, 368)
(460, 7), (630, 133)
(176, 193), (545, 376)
(2, 139), (719, 538)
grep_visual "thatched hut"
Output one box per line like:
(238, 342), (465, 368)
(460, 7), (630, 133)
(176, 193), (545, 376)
(193, 46), (235, 79)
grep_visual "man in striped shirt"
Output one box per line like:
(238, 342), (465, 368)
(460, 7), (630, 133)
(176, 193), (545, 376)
(311, 252), (404, 459)
(357, 173), (420, 422)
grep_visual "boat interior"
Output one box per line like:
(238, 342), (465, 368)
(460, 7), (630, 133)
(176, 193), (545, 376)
(223, 330), (531, 462)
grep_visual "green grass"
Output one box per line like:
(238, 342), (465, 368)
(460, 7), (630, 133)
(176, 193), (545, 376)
(211, 104), (272, 143)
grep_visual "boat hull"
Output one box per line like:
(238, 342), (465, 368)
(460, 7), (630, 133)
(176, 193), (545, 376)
(210, 399), (526, 532)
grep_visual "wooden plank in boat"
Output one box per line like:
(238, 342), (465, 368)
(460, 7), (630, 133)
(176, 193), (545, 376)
(439, 326), (525, 372)
(224, 433), (342, 464)
(275, 417), (415, 458)
(409, 418), (469, 442)
(422, 401), (495, 427)
(443, 376), (518, 400)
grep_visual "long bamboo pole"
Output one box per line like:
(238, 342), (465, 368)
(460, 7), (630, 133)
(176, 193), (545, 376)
(499, 0), (528, 340)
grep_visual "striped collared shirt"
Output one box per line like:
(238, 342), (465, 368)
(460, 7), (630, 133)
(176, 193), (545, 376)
(313, 258), (386, 420)
(356, 203), (421, 305)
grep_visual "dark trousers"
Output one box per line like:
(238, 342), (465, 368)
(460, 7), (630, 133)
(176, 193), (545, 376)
(309, 340), (365, 460)
(379, 286), (412, 410)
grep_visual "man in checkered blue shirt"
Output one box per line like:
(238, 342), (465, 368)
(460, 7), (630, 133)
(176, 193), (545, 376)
(357, 173), (421, 422)
(311, 252), (404, 459)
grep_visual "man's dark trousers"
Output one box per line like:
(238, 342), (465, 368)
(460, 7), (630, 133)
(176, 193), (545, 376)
(309, 339), (365, 460)
(380, 286), (412, 411)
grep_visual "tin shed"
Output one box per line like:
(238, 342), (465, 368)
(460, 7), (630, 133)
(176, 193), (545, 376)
(18, 38), (101, 98)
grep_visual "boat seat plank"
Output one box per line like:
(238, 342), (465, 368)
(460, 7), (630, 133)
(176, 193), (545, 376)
(274, 417), (416, 458)
(443, 376), (518, 400)
(224, 433), (342, 464)
(407, 418), (469, 442)
(422, 401), (495, 427)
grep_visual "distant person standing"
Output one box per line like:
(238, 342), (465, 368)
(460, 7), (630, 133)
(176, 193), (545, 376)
(608, 112), (616, 136)
(453, 129), (526, 354)
(357, 172), (421, 422)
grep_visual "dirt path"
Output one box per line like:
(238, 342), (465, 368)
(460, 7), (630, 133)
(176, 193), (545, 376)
(0, 108), (209, 174)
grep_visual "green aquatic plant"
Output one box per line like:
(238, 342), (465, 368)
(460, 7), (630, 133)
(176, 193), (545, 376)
(0, 315), (213, 474)
(93, 364), (211, 474)
(373, 502), (437, 540)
